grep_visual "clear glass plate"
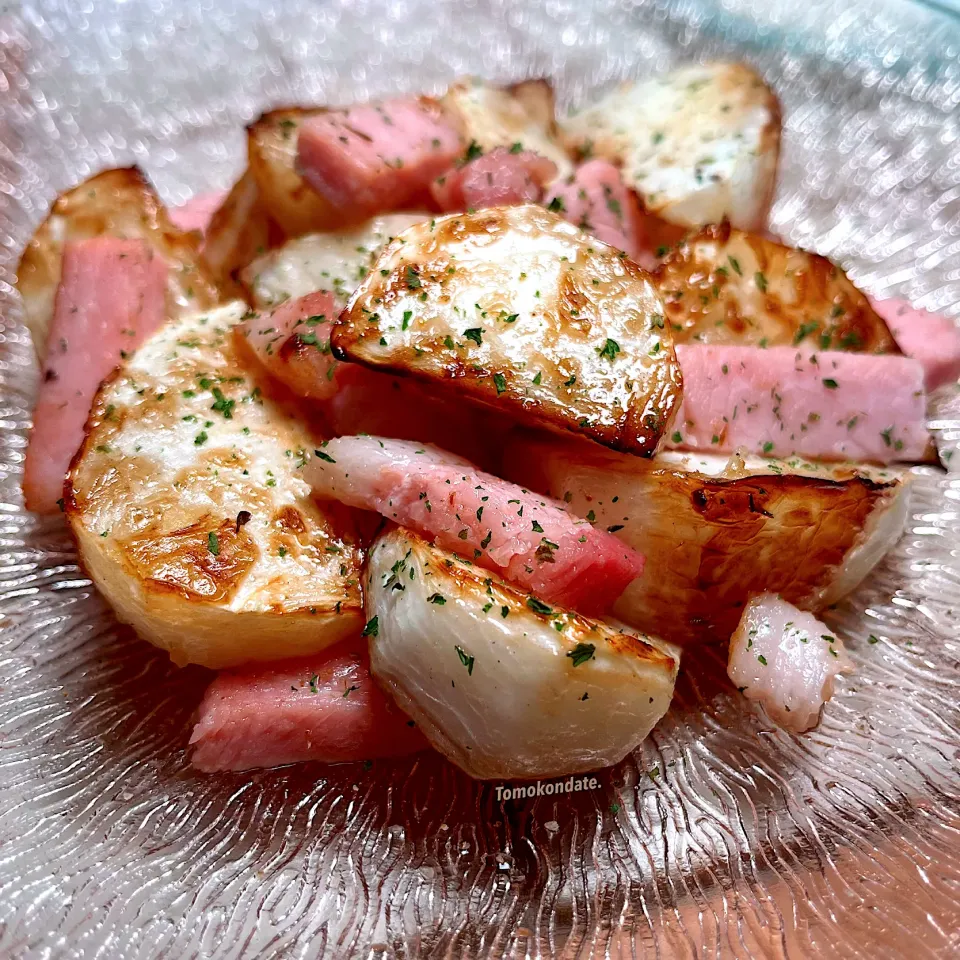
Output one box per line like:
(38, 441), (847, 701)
(1, 1), (958, 957)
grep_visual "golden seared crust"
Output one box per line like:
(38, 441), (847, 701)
(247, 107), (346, 238)
(16, 167), (222, 362)
(66, 301), (364, 669)
(202, 169), (277, 296)
(440, 78), (574, 181)
(334, 205), (682, 457)
(655, 223), (900, 352)
(122, 516), (258, 604)
(502, 433), (909, 644)
(561, 62), (781, 232)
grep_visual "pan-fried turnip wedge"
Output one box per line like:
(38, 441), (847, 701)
(562, 62), (780, 232)
(365, 527), (678, 780)
(869, 297), (960, 390)
(502, 431), (910, 643)
(544, 159), (646, 263)
(305, 436), (644, 615)
(22, 237), (169, 514)
(66, 301), (365, 669)
(247, 108), (343, 237)
(728, 594), (853, 732)
(656, 223), (899, 353)
(240, 212), (426, 309)
(237, 291), (342, 400)
(440, 78), (574, 183)
(669, 344), (931, 464)
(334, 204), (682, 457)
(431, 147), (557, 212)
(296, 97), (464, 217)
(201, 170), (278, 295)
(17, 166), (222, 364)
(190, 637), (428, 772)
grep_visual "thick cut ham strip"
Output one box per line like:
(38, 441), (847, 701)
(304, 436), (645, 615)
(869, 297), (960, 391)
(296, 98), (463, 216)
(23, 237), (168, 513)
(544, 160), (646, 262)
(237, 290), (341, 400)
(190, 637), (427, 772)
(668, 344), (930, 464)
(431, 147), (557, 212)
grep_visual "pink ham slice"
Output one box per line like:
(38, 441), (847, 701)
(168, 189), (229, 236)
(190, 637), (428, 772)
(296, 98), (464, 217)
(668, 344), (930, 464)
(304, 436), (645, 615)
(869, 297), (960, 391)
(431, 147), (557, 212)
(22, 237), (168, 513)
(544, 160), (646, 263)
(236, 291), (341, 400)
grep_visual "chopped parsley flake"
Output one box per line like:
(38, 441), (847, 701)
(455, 645), (475, 674)
(597, 338), (621, 361)
(211, 387), (235, 419)
(567, 643), (595, 667)
(526, 597), (553, 616)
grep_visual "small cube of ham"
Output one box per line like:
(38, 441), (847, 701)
(296, 97), (464, 217)
(869, 297), (960, 391)
(728, 594), (853, 732)
(168, 189), (229, 235)
(23, 237), (168, 513)
(190, 637), (427, 772)
(431, 147), (557, 212)
(544, 160), (646, 263)
(304, 436), (645, 616)
(236, 290), (341, 400)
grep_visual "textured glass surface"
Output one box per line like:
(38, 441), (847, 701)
(1, 1), (959, 957)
